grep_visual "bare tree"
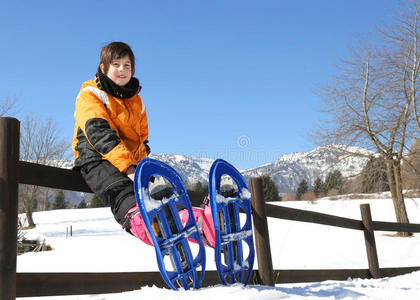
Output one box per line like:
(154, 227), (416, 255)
(0, 95), (20, 117)
(19, 114), (70, 227)
(316, 11), (418, 236)
(398, 1), (420, 134)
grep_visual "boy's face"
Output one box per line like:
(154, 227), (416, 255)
(101, 55), (132, 87)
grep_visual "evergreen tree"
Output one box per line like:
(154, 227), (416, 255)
(260, 175), (280, 202)
(361, 156), (389, 193)
(313, 177), (324, 197)
(77, 199), (88, 209)
(295, 179), (308, 200)
(52, 190), (67, 210)
(90, 194), (105, 208)
(323, 170), (344, 195)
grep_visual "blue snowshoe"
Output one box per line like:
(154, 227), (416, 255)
(133, 158), (206, 290)
(209, 159), (255, 285)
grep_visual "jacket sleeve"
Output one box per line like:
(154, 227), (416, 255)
(75, 87), (137, 173)
(138, 96), (149, 158)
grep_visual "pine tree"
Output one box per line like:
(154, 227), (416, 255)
(52, 190), (67, 210)
(361, 156), (389, 193)
(89, 194), (105, 208)
(260, 175), (280, 202)
(313, 177), (324, 197)
(323, 170), (344, 195)
(77, 199), (88, 209)
(295, 179), (308, 200)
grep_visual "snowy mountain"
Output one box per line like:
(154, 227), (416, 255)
(242, 145), (372, 193)
(149, 154), (214, 187)
(58, 154), (214, 205)
(60, 146), (372, 204)
(151, 146), (372, 194)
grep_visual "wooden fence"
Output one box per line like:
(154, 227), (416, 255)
(1, 117), (420, 299)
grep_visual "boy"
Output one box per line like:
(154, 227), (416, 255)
(72, 41), (150, 237)
(73, 42), (214, 246)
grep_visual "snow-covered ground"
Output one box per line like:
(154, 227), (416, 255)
(17, 196), (420, 299)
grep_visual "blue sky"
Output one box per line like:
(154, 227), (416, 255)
(0, 0), (399, 169)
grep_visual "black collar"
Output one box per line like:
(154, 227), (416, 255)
(96, 72), (141, 99)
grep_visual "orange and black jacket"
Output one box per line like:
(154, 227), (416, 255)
(72, 76), (148, 173)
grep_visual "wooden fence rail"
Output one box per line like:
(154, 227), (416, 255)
(2, 117), (420, 299)
(18, 160), (92, 193)
(15, 266), (420, 297)
(16, 271), (224, 297)
(265, 203), (420, 233)
(263, 200), (420, 281)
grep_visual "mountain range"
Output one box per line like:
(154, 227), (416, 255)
(153, 146), (372, 193)
(62, 145), (372, 204)
(242, 145), (372, 193)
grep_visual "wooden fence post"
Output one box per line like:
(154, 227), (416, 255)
(360, 204), (381, 279)
(0, 117), (20, 300)
(249, 177), (274, 286)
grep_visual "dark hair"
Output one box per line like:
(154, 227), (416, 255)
(97, 42), (135, 75)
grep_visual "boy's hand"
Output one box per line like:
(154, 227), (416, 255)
(126, 165), (136, 181)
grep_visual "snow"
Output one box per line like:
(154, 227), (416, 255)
(240, 188), (252, 199)
(17, 196), (420, 299)
(216, 193), (232, 204)
(141, 187), (178, 212)
(215, 188), (251, 204)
